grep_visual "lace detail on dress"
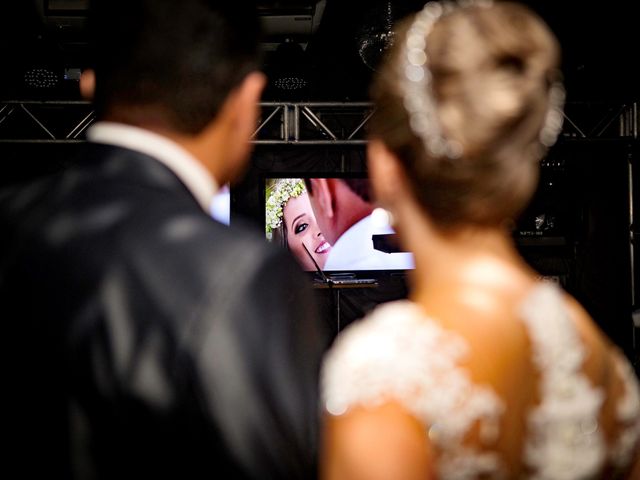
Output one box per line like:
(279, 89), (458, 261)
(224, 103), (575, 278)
(519, 284), (606, 480)
(322, 301), (505, 480)
(322, 285), (640, 478)
(610, 349), (640, 469)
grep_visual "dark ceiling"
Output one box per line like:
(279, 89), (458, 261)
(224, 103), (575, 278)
(1, 0), (638, 102)
(304, 0), (639, 102)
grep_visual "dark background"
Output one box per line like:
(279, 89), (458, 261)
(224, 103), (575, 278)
(0, 1), (638, 356)
(305, 0), (639, 103)
(0, 0), (638, 102)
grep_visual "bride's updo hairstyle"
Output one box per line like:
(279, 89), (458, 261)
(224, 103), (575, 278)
(369, 0), (564, 229)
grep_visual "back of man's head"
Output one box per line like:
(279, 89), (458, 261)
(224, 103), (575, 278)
(89, 0), (261, 134)
(342, 179), (371, 204)
(304, 178), (372, 204)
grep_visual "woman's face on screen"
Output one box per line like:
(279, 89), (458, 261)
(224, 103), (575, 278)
(283, 192), (331, 271)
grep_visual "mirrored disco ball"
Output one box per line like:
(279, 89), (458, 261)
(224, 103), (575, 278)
(358, 30), (395, 71)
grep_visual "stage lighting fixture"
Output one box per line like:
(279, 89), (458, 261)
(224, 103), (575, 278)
(20, 63), (83, 98)
(274, 77), (308, 91)
(268, 39), (311, 98)
(23, 67), (60, 90)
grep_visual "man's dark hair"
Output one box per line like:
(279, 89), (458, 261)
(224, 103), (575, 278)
(89, 0), (261, 134)
(304, 178), (371, 203)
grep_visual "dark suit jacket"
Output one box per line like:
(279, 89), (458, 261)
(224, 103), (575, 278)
(0, 143), (327, 479)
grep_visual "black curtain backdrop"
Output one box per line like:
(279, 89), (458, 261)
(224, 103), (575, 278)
(518, 139), (635, 358)
(232, 140), (637, 350)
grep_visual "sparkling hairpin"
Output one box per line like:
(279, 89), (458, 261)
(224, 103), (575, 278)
(400, 0), (565, 160)
(265, 178), (306, 234)
(539, 80), (565, 148)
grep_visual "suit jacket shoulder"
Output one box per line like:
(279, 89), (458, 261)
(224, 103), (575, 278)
(1, 143), (326, 480)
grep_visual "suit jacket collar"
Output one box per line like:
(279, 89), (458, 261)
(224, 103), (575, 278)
(87, 122), (218, 211)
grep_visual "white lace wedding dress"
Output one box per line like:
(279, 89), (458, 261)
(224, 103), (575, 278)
(322, 283), (640, 479)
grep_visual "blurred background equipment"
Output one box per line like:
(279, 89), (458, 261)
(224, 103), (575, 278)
(1, 0), (637, 102)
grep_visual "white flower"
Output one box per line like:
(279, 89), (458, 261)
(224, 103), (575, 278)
(265, 178), (306, 234)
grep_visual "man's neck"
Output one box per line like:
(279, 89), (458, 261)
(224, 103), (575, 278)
(87, 121), (218, 211)
(102, 109), (223, 180)
(332, 203), (372, 246)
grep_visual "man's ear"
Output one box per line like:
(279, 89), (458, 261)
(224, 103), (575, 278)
(210, 71), (266, 183)
(310, 178), (335, 220)
(80, 69), (95, 100)
(367, 139), (407, 208)
(228, 71), (267, 135)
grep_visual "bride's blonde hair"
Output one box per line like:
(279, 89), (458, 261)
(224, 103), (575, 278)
(370, 1), (562, 229)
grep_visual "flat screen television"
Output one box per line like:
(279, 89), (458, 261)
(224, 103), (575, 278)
(264, 174), (415, 273)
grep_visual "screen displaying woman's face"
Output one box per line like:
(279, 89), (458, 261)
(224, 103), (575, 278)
(283, 193), (331, 271)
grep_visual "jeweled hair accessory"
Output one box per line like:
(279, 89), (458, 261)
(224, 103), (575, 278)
(265, 178), (306, 234)
(400, 0), (565, 160)
(539, 80), (565, 148)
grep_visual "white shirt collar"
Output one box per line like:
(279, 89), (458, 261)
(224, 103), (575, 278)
(324, 214), (415, 271)
(87, 121), (218, 211)
(325, 215), (373, 270)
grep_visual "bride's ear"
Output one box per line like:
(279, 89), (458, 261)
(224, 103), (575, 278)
(367, 140), (407, 208)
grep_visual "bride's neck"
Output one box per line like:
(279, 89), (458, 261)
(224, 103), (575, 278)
(394, 202), (534, 299)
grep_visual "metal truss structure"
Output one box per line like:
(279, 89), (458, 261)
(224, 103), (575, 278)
(253, 102), (373, 144)
(0, 101), (95, 143)
(562, 101), (638, 139)
(2, 97), (640, 356)
(1, 100), (637, 144)
(0, 100), (374, 145)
